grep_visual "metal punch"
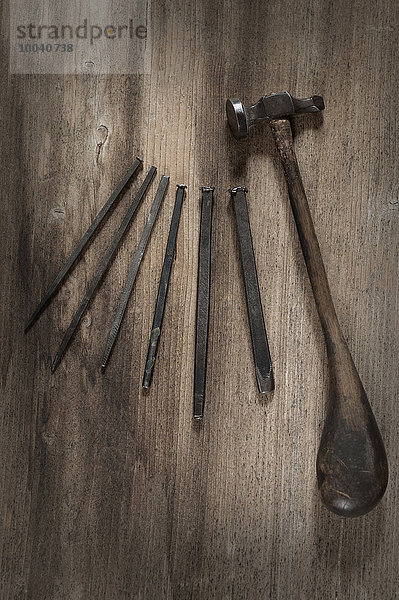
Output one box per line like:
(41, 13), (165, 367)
(51, 165), (157, 371)
(25, 157), (143, 332)
(193, 186), (214, 419)
(142, 185), (186, 389)
(231, 186), (274, 394)
(101, 175), (170, 368)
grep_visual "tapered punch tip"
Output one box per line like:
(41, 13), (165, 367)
(193, 395), (205, 420)
(201, 186), (215, 193)
(257, 367), (275, 394)
(24, 319), (34, 333)
(176, 184), (187, 189)
(50, 356), (60, 373)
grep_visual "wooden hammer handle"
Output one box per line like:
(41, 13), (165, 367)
(270, 118), (388, 517)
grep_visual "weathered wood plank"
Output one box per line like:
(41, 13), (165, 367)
(1, 0), (398, 598)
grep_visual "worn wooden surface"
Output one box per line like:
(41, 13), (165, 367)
(1, 0), (398, 598)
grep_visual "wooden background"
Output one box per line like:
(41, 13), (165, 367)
(1, 0), (398, 598)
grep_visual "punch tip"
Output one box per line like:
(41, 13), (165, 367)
(50, 356), (60, 373)
(142, 381), (150, 390)
(193, 396), (205, 420)
(257, 368), (275, 394)
(176, 184), (187, 189)
(142, 363), (152, 388)
(24, 309), (41, 332)
(101, 347), (111, 370)
(201, 186), (215, 193)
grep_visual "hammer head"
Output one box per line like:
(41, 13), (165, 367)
(226, 92), (324, 139)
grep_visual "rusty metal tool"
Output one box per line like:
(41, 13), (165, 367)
(25, 157), (143, 331)
(231, 186), (274, 395)
(193, 186), (214, 419)
(101, 175), (170, 369)
(142, 185), (186, 389)
(51, 166), (156, 372)
(226, 91), (388, 517)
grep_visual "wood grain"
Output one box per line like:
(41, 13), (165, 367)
(1, 0), (398, 598)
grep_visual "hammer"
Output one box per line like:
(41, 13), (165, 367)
(226, 92), (388, 517)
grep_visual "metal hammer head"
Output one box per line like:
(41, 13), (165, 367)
(226, 92), (325, 139)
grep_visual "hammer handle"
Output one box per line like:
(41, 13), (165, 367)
(270, 118), (388, 517)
